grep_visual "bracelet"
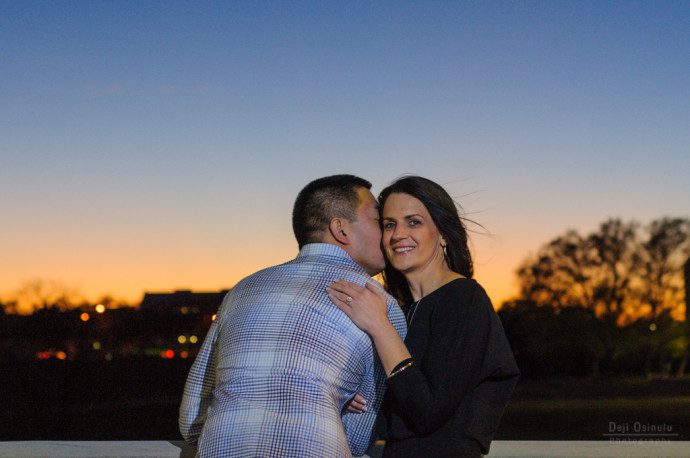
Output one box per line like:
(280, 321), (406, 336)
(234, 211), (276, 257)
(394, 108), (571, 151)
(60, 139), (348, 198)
(389, 358), (413, 375)
(388, 359), (414, 379)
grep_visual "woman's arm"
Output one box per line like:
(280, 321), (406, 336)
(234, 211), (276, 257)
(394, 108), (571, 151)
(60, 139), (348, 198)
(327, 280), (411, 375)
(457, 302), (520, 453)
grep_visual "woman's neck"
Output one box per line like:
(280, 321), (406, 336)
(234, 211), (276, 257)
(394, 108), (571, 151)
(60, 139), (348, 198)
(405, 265), (463, 302)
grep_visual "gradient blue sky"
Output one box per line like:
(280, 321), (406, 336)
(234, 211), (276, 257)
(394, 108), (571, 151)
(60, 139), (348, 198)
(2, 1), (689, 311)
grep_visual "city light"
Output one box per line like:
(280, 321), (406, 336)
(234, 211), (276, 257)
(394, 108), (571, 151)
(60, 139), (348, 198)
(80, 313), (90, 322)
(189, 335), (198, 344)
(95, 304), (105, 313)
(92, 341), (101, 350)
(178, 335), (187, 344)
(160, 349), (175, 359)
(35, 350), (68, 360)
(180, 351), (189, 359)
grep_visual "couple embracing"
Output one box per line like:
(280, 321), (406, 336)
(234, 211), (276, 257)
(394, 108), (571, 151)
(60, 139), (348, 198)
(180, 174), (519, 457)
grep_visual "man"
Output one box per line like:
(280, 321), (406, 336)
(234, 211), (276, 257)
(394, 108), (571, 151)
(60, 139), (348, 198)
(179, 175), (407, 457)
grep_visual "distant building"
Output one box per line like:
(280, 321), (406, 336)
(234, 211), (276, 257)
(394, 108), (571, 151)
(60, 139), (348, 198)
(139, 289), (229, 316)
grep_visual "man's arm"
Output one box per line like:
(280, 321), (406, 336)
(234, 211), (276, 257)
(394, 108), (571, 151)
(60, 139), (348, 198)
(178, 290), (234, 444)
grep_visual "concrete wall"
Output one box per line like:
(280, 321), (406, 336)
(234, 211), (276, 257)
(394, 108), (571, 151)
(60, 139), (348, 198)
(1, 440), (689, 457)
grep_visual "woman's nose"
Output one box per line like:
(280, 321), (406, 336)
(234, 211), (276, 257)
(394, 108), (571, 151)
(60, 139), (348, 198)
(391, 225), (407, 241)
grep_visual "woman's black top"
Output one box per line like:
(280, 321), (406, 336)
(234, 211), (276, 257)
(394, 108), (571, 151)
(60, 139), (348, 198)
(380, 278), (520, 457)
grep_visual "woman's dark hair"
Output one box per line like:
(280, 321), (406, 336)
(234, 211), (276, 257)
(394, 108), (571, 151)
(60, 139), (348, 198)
(379, 176), (473, 306)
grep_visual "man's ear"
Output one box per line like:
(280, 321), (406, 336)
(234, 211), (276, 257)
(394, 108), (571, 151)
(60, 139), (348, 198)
(329, 218), (350, 245)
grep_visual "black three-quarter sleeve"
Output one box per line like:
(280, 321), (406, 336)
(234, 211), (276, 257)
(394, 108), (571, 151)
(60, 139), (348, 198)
(385, 279), (520, 454)
(460, 293), (521, 452)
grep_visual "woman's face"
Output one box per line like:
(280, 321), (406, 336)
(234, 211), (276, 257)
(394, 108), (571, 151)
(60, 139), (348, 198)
(381, 192), (446, 275)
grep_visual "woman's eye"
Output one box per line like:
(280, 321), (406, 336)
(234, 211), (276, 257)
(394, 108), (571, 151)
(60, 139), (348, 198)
(409, 219), (421, 227)
(383, 222), (395, 230)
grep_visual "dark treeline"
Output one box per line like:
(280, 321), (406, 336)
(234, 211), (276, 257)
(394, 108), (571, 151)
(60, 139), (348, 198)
(499, 216), (690, 378)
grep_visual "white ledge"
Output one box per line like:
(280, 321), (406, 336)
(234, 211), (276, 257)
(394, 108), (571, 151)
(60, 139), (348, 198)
(0, 441), (195, 457)
(1, 440), (689, 457)
(487, 440), (690, 457)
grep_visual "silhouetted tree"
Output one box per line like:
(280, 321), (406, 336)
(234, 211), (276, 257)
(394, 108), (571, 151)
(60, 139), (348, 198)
(635, 218), (690, 376)
(679, 257), (690, 376)
(516, 219), (640, 375)
(7, 279), (81, 314)
(587, 219), (640, 372)
(637, 218), (690, 319)
(587, 219), (639, 320)
(518, 230), (593, 309)
(514, 217), (689, 377)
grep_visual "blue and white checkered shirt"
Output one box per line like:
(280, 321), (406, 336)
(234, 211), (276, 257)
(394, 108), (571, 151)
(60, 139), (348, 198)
(179, 243), (407, 457)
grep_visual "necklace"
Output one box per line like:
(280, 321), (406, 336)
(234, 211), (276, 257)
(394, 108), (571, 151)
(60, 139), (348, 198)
(406, 297), (423, 326)
(406, 274), (459, 326)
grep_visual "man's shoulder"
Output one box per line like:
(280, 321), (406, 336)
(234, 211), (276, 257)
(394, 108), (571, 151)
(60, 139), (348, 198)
(226, 262), (291, 292)
(226, 255), (368, 297)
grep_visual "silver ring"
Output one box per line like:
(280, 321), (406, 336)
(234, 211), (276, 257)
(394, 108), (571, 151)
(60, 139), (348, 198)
(346, 296), (353, 303)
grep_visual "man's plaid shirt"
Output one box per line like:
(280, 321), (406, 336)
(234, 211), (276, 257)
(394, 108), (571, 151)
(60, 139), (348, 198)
(179, 243), (407, 457)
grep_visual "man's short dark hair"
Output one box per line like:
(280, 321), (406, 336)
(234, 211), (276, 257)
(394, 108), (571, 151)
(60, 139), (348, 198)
(292, 175), (372, 248)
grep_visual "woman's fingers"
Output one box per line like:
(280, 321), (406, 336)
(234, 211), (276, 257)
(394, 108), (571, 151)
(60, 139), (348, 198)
(326, 287), (352, 307)
(327, 280), (389, 334)
(329, 280), (362, 297)
(353, 393), (367, 406)
(365, 281), (385, 297)
(326, 289), (349, 311)
(327, 280), (365, 307)
(345, 394), (368, 413)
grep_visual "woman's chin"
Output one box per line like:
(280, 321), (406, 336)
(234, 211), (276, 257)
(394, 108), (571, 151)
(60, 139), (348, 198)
(389, 260), (413, 274)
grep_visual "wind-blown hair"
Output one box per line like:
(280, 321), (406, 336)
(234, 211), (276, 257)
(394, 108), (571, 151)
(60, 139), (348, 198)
(379, 176), (474, 306)
(292, 174), (371, 249)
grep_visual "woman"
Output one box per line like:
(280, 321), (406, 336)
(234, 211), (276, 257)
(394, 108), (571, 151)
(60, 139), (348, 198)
(327, 176), (519, 457)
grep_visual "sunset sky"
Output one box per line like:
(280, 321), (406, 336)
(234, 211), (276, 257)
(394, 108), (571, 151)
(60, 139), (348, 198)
(2, 2), (689, 312)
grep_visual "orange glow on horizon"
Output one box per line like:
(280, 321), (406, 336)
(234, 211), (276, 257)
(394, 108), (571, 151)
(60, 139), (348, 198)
(0, 231), (543, 314)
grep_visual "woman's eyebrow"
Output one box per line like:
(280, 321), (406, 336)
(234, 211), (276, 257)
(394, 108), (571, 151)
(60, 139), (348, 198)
(382, 214), (423, 221)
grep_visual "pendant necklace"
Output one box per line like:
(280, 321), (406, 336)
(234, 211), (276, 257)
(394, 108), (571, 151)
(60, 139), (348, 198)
(406, 297), (423, 326)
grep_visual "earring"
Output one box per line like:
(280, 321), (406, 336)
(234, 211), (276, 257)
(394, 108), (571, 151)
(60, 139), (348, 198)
(442, 244), (447, 257)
